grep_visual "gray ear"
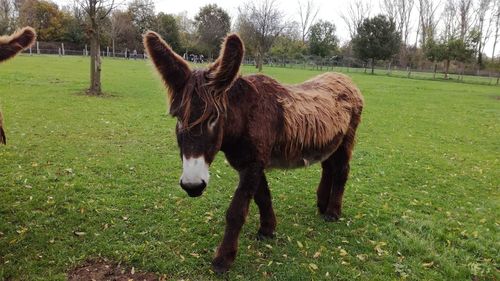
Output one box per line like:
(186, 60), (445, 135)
(209, 34), (244, 91)
(143, 31), (191, 94)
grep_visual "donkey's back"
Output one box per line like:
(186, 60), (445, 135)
(246, 72), (363, 168)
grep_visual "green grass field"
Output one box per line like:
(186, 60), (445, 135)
(0, 55), (498, 280)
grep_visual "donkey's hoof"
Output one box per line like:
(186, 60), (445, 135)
(256, 230), (275, 240)
(317, 206), (327, 214)
(322, 214), (340, 222)
(212, 257), (230, 274)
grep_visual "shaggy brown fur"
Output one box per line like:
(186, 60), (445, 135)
(278, 73), (363, 161)
(0, 27), (36, 144)
(144, 31), (364, 273)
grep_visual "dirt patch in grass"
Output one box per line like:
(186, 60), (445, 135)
(68, 259), (164, 281)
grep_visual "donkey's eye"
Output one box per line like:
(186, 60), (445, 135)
(208, 115), (219, 132)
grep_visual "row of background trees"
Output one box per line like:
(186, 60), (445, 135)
(0, 0), (499, 94)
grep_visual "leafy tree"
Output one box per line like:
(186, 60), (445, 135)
(485, 59), (500, 85)
(424, 38), (445, 78)
(194, 4), (230, 58)
(156, 12), (181, 53)
(426, 37), (474, 79)
(127, 0), (155, 34)
(270, 35), (306, 65)
(61, 9), (86, 46)
(19, 0), (66, 41)
(308, 20), (338, 57)
(448, 37), (474, 78)
(352, 15), (401, 74)
(174, 11), (199, 54)
(236, 0), (285, 71)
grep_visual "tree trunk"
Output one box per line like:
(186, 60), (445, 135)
(88, 22), (102, 95)
(444, 59), (450, 79)
(433, 63), (437, 79)
(371, 58), (375, 75)
(257, 50), (263, 72)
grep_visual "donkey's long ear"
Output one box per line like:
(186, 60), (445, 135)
(143, 31), (190, 94)
(209, 33), (244, 91)
(0, 27), (36, 63)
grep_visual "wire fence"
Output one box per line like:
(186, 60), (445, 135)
(21, 42), (500, 86)
(243, 56), (500, 86)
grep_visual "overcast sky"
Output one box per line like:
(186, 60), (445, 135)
(53, 0), (498, 56)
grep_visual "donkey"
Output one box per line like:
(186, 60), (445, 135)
(0, 27), (37, 144)
(144, 31), (364, 273)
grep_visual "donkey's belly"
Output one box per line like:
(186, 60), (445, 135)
(269, 134), (344, 169)
(269, 149), (335, 168)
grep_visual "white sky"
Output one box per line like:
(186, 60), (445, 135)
(53, 0), (498, 56)
(152, 0), (369, 42)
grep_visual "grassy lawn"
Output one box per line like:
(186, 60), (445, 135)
(0, 55), (498, 280)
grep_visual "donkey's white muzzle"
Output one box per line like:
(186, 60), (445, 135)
(180, 155), (210, 188)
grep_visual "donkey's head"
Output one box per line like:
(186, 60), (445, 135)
(144, 31), (244, 197)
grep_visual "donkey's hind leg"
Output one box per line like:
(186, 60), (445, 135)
(323, 124), (359, 222)
(323, 144), (351, 222)
(317, 157), (335, 214)
(254, 174), (276, 239)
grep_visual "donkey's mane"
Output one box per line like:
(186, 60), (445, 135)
(177, 70), (230, 130)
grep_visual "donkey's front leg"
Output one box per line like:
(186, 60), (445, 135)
(212, 163), (263, 273)
(254, 174), (276, 239)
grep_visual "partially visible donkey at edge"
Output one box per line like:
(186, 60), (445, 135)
(144, 31), (364, 273)
(0, 27), (37, 144)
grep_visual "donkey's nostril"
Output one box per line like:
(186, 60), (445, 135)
(180, 180), (201, 189)
(180, 180), (207, 197)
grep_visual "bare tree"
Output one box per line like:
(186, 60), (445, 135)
(297, 0), (319, 43)
(418, 0), (440, 46)
(476, 0), (494, 66)
(393, 0), (414, 45)
(0, 0), (13, 34)
(341, 0), (371, 40)
(381, 0), (414, 65)
(76, 0), (116, 95)
(109, 9), (134, 57)
(456, 0), (475, 40)
(442, 0), (458, 41)
(491, 0), (500, 61)
(236, 0), (285, 71)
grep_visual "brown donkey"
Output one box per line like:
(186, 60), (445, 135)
(144, 32), (364, 273)
(0, 27), (36, 144)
